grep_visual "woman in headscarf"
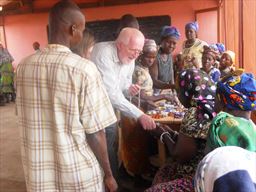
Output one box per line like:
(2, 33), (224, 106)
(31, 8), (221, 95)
(133, 39), (174, 102)
(0, 43), (15, 105)
(146, 69), (216, 192)
(219, 50), (235, 78)
(201, 45), (221, 83)
(194, 146), (256, 192)
(206, 71), (256, 152)
(181, 21), (208, 69)
(149, 26), (180, 90)
(209, 43), (225, 69)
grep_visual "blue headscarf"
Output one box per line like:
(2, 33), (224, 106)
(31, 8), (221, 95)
(209, 44), (219, 53)
(185, 21), (199, 32)
(216, 43), (226, 54)
(217, 72), (256, 111)
(161, 26), (181, 40)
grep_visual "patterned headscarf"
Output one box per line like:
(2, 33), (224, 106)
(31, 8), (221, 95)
(195, 146), (256, 192)
(216, 43), (225, 54)
(207, 111), (256, 152)
(203, 45), (218, 60)
(178, 69), (216, 139)
(143, 39), (157, 53)
(217, 72), (256, 110)
(161, 26), (181, 40)
(185, 21), (199, 32)
(209, 44), (219, 53)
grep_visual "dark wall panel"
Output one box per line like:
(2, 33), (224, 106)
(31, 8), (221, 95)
(87, 15), (171, 44)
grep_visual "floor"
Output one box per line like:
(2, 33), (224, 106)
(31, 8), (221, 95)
(0, 103), (27, 192)
(0, 103), (150, 192)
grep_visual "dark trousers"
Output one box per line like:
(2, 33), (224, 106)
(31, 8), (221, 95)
(105, 123), (119, 181)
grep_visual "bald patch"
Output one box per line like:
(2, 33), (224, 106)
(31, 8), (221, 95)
(116, 27), (144, 45)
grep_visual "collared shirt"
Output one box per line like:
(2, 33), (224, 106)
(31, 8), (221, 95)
(16, 44), (117, 191)
(91, 41), (143, 119)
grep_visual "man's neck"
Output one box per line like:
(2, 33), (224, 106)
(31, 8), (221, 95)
(48, 34), (70, 48)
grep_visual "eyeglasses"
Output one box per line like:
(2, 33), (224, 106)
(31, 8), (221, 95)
(128, 48), (143, 56)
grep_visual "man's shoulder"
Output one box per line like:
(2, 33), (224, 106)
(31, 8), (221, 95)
(93, 41), (115, 54)
(18, 51), (98, 76)
(77, 58), (100, 76)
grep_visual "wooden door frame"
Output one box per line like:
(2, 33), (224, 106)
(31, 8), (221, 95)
(194, 7), (220, 42)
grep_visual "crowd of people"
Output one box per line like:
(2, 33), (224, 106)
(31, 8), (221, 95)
(9, 0), (256, 192)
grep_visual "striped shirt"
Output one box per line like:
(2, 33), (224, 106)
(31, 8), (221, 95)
(16, 44), (117, 191)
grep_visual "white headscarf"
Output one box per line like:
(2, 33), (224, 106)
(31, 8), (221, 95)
(143, 39), (157, 53)
(194, 146), (256, 192)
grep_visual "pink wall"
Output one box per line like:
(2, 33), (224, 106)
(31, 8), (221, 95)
(4, 0), (217, 67)
(4, 13), (49, 68)
(196, 10), (218, 44)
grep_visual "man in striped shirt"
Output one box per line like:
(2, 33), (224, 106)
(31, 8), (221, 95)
(16, 1), (117, 191)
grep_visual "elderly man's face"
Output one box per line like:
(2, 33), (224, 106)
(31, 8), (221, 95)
(117, 37), (144, 64)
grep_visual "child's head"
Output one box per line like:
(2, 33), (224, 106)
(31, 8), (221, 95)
(220, 50), (235, 70)
(140, 39), (158, 68)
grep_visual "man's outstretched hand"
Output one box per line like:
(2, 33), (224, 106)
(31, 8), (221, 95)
(138, 114), (156, 130)
(104, 175), (118, 192)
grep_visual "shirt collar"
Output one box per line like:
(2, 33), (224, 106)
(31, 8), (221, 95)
(45, 44), (72, 53)
(112, 42), (120, 63)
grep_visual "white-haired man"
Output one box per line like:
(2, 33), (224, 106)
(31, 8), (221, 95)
(91, 27), (156, 180)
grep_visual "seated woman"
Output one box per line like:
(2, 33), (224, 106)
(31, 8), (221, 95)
(219, 50), (235, 78)
(206, 71), (256, 152)
(181, 21), (208, 69)
(133, 39), (175, 103)
(194, 146), (256, 192)
(149, 26), (180, 90)
(201, 45), (221, 83)
(145, 69), (216, 192)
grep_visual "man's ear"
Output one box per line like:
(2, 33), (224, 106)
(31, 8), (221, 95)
(70, 24), (76, 36)
(116, 41), (122, 51)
